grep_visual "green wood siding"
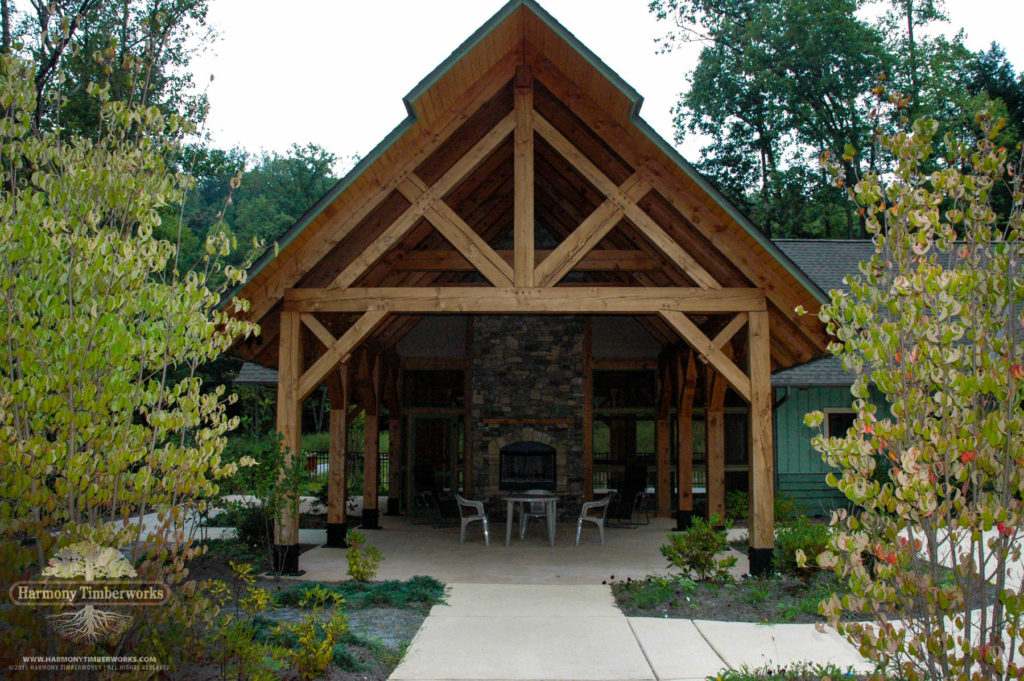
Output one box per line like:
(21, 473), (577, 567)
(775, 386), (855, 516)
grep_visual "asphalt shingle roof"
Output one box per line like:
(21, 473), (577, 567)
(770, 239), (875, 387)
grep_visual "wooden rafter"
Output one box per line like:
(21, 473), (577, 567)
(329, 112), (515, 291)
(296, 311), (388, 402)
(659, 310), (752, 402)
(532, 113), (719, 289)
(398, 175), (514, 286)
(285, 287), (766, 315)
(514, 65), (535, 287)
(246, 52), (519, 323)
(712, 312), (748, 349)
(390, 249), (660, 272)
(534, 173), (647, 286)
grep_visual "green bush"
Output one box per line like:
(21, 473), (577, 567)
(346, 530), (383, 582)
(774, 493), (797, 522)
(617, 575), (697, 610)
(233, 503), (273, 550)
(725, 490), (749, 520)
(726, 490), (797, 522)
(773, 516), (831, 576)
(661, 514), (736, 582)
(301, 431), (331, 453)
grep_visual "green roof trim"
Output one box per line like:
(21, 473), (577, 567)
(229, 0), (827, 309)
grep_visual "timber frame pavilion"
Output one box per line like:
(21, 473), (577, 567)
(227, 0), (831, 576)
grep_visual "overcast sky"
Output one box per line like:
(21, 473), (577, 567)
(189, 0), (1024, 168)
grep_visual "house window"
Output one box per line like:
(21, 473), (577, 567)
(825, 409), (856, 438)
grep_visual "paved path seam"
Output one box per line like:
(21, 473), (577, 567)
(690, 620), (733, 671)
(626, 618), (662, 680)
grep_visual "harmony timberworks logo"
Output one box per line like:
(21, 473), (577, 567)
(9, 542), (169, 645)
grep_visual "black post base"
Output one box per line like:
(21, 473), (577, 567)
(749, 548), (773, 577)
(675, 509), (693, 531)
(325, 522), (348, 548)
(272, 543), (304, 576)
(361, 508), (380, 529)
(385, 498), (401, 516)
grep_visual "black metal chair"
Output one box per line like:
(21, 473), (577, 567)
(607, 463), (648, 528)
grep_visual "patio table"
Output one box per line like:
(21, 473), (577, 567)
(505, 493), (557, 547)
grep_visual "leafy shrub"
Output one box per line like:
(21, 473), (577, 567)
(773, 516), (830, 576)
(661, 514), (736, 581)
(617, 574), (697, 610)
(726, 490), (797, 522)
(273, 586), (347, 680)
(773, 493), (797, 522)
(714, 661), (857, 681)
(231, 503), (273, 550)
(346, 530), (383, 582)
(725, 490), (749, 520)
(301, 431), (331, 454)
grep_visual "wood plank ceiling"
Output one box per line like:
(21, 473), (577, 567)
(229, 1), (829, 379)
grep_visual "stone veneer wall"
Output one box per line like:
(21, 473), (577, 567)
(471, 316), (584, 497)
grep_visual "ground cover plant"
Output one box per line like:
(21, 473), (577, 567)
(190, 566), (445, 681)
(611, 570), (841, 624)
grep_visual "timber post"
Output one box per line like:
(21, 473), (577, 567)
(676, 349), (697, 530)
(748, 309), (775, 576)
(274, 310), (303, 575)
(325, 365), (349, 548)
(360, 353), (382, 529)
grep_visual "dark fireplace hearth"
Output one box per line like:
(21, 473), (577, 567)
(499, 441), (557, 491)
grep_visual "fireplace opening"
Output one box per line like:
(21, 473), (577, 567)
(499, 441), (556, 491)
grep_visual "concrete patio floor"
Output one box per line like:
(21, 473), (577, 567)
(295, 515), (750, 584)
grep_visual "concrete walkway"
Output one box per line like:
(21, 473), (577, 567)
(390, 583), (872, 681)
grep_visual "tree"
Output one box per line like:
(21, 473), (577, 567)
(650, 0), (1023, 238)
(1, 0), (213, 134)
(807, 103), (1024, 680)
(0, 52), (257, 667)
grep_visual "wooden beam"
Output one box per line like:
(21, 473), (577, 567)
(677, 350), (697, 515)
(534, 173), (646, 286)
(243, 52), (518, 324)
(301, 313), (337, 350)
(514, 65), (535, 287)
(390, 249), (661, 272)
(528, 50), (829, 351)
(623, 202), (720, 289)
(533, 112), (719, 289)
(296, 311), (388, 402)
(748, 309), (775, 551)
(329, 112), (515, 290)
(656, 361), (672, 518)
(659, 310), (752, 402)
(286, 287), (766, 315)
(275, 310), (302, 547)
(326, 365), (349, 526)
(706, 368), (727, 521)
(713, 312), (748, 349)
(398, 175), (514, 286)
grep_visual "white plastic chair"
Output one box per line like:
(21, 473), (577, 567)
(575, 492), (614, 545)
(518, 489), (553, 539)
(454, 492), (489, 545)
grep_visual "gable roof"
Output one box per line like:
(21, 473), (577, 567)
(228, 0), (832, 374)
